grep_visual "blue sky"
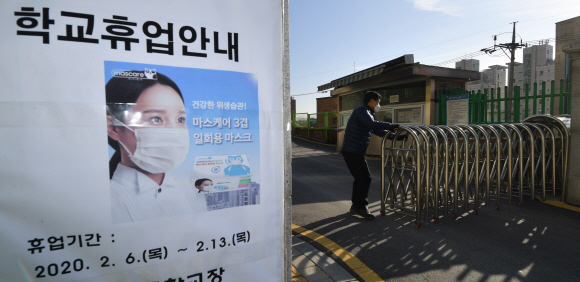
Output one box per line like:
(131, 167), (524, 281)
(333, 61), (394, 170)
(290, 0), (580, 113)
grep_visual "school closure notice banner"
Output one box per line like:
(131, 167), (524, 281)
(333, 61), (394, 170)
(0, 1), (285, 281)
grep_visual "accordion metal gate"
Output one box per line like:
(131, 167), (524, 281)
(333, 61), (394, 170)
(380, 114), (570, 228)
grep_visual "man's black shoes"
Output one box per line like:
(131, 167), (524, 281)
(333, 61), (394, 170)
(350, 205), (375, 220)
(350, 205), (357, 214)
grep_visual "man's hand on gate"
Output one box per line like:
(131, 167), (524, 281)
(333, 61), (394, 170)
(396, 133), (408, 141)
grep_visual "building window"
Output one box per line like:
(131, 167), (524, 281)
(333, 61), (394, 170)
(540, 71), (543, 76)
(339, 113), (351, 127)
(375, 109), (393, 123)
(339, 92), (365, 111)
(394, 106), (423, 124)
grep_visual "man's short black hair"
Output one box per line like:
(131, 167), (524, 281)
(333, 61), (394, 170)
(363, 91), (381, 104)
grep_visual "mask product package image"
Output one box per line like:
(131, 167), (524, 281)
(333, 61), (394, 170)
(191, 154), (253, 193)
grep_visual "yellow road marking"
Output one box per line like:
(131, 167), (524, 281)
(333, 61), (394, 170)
(536, 196), (580, 212)
(291, 265), (308, 282)
(292, 224), (384, 282)
(292, 135), (337, 147)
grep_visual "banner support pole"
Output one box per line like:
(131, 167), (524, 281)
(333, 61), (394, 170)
(282, 0), (292, 281)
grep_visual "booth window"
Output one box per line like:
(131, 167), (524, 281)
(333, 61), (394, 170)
(394, 106), (423, 124)
(340, 112), (352, 127)
(372, 82), (426, 106)
(339, 92), (365, 111)
(375, 109), (393, 123)
(340, 105), (423, 127)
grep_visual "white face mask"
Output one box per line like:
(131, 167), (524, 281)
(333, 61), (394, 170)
(374, 103), (381, 113)
(114, 118), (189, 174)
(198, 185), (212, 193)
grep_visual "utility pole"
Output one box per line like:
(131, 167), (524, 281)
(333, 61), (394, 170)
(506, 22), (517, 120)
(481, 22), (525, 121)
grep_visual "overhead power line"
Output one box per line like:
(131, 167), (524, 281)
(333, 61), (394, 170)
(433, 49), (491, 67)
(433, 34), (580, 67)
(291, 91), (328, 97)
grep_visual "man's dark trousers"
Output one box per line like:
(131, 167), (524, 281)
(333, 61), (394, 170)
(342, 151), (372, 209)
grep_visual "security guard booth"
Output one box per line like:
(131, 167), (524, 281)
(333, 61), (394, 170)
(317, 55), (481, 155)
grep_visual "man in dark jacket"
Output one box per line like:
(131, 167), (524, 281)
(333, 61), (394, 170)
(341, 91), (400, 220)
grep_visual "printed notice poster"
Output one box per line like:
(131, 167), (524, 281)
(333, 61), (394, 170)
(0, 1), (285, 281)
(447, 94), (469, 125)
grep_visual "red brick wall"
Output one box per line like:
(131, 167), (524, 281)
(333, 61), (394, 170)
(316, 96), (338, 113)
(310, 130), (325, 143)
(315, 97), (339, 128)
(294, 128), (308, 138)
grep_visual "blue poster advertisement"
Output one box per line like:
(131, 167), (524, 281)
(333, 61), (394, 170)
(105, 61), (260, 223)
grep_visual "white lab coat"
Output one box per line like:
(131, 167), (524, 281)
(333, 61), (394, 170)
(110, 163), (204, 224)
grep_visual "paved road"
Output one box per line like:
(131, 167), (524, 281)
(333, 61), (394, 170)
(291, 136), (580, 282)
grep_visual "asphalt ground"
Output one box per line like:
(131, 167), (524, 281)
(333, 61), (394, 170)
(291, 135), (580, 282)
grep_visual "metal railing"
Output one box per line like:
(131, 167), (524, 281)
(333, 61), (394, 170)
(292, 111), (338, 143)
(438, 80), (572, 125)
(380, 114), (570, 228)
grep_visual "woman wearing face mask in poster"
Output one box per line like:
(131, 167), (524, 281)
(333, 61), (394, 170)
(106, 71), (197, 224)
(194, 178), (213, 193)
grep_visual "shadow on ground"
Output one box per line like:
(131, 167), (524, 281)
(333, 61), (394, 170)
(291, 136), (580, 282)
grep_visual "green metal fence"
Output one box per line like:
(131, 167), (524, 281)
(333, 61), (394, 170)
(438, 79), (572, 125)
(291, 111), (338, 143)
